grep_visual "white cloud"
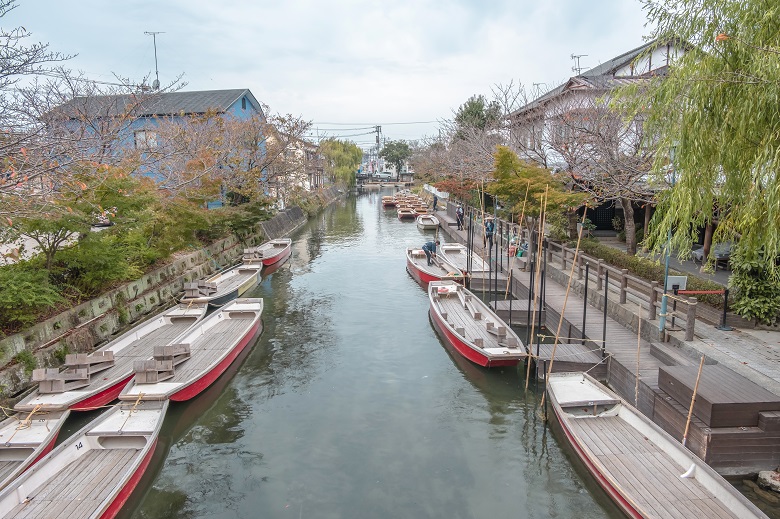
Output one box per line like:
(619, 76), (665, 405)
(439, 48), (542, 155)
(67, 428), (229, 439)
(6, 0), (651, 143)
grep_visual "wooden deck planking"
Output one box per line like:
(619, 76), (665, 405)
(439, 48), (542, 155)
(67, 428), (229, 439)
(436, 295), (514, 350)
(0, 460), (21, 483)
(164, 318), (252, 384)
(211, 270), (256, 296)
(82, 321), (193, 387)
(10, 449), (137, 518)
(439, 247), (489, 272)
(569, 416), (741, 519)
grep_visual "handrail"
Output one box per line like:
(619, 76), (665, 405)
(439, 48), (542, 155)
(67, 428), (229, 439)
(450, 200), (699, 341)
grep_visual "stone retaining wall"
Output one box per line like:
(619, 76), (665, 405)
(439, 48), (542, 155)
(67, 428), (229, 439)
(0, 203), (315, 400)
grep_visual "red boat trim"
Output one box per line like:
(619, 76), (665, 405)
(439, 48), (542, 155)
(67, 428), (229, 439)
(98, 437), (159, 519)
(262, 245), (291, 266)
(551, 404), (643, 519)
(70, 374), (135, 411)
(429, 308), (490, 367)
(170, 319), (262, 401)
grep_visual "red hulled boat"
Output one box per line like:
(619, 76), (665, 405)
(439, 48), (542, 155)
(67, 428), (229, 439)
(406, 247), (464, 288)
(428, 280), (525, 367)
(0, 400), (169, 519)
(15, 303), (207, 413)
(119, 298), (264, 402)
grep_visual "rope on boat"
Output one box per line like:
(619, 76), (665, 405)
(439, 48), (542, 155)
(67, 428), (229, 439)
(118, 392), (146, 433)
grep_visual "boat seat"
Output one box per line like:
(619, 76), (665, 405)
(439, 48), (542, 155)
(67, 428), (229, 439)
(133, 358), (175, 384)
(64, 351), (115, 374)
(485, 322), (506, 337)
(33, 367), (91, 393)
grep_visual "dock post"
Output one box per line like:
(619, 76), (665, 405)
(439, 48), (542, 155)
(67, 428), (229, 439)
(649, 281), (658, 320)
(685, 297), (697, 341)
(602, 270), (609, 358)
(577, 253), (583, 280)
(619, 269), (628, 304)
(717, 289), (733, 331)
(582, 262), (590, 345)
(527, 261), (535, 345)
(596, 260), (603, 291)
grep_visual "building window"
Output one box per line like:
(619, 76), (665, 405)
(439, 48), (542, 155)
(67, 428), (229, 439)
(242, 97), (246, 110)
(134, 130), (157, 149)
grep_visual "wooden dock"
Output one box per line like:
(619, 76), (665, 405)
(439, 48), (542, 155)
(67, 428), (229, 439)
(535, 342), (607, 379)
(488, 299), (544, 326)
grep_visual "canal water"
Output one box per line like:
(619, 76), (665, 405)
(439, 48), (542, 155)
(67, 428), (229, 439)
(123, 189), (621, 519)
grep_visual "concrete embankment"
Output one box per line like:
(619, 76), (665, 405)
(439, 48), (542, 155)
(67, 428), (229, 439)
(0, 187), (342, 402)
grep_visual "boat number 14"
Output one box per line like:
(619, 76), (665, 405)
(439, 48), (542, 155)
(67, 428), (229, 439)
(75, 441), (83, 450)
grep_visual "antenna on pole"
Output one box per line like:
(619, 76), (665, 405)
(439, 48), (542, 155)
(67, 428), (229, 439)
(144, 31), (165, 90)
(570, 54), (588, 75)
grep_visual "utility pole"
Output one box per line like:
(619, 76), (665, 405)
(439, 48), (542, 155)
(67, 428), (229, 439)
(144, 31), (165, 90)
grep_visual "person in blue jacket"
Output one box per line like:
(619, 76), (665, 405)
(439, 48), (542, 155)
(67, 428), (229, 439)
(422, 240), (440, 266)
(484, 217), (495, 250)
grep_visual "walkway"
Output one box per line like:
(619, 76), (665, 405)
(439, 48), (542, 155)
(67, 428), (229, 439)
(431, 205), (780, 397)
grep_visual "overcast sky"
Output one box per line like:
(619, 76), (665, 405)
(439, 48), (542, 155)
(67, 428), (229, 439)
(7, 0), (652, 148)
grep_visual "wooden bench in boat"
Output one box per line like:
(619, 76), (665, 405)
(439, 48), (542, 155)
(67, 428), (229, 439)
(32, 351), (115, 393)
(133, 343), (191, 384)
(184, 280), (218, 298)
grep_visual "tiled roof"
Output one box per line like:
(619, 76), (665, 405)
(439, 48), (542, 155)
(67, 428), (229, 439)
(52, 89), (262, 120)
(510, 39), (665, 117)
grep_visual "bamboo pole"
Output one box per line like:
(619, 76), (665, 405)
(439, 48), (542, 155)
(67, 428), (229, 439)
(682, 355), (706, 447)
(543, 210), (588, 382)
(525, 185), (549, 390)
(505, 181), (530, 298)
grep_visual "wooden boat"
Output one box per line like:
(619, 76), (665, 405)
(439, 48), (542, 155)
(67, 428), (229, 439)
(0, 410), (70, 492)
(428, 280), (526, 367)
(546, 372), (767, 519)
(119, 298), (263, 402)
(0, 400), (168, 519)
(247, 238), (292, 267)
(406, 248), (464, 288)
(181, 261), (262, 307)
(15, 304), (207, 412)
(397, 208), (416, 220)
(382, 196), (396, 208)
(413, 205), (429, 215)
(438, 242), (490, 274)
(416, 214), (440, 230)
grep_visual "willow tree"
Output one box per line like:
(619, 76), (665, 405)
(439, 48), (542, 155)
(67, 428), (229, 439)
(319, 139), (361, 187)
(616, 0), (780, 277)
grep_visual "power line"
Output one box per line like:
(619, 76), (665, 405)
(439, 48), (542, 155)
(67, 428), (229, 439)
(312, 120), (437, 126)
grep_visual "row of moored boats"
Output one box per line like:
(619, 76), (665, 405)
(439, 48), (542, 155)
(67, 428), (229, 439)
(383, 191), (440, 229)
(399, 201), (767, 518)
(0, 238), (292, 519)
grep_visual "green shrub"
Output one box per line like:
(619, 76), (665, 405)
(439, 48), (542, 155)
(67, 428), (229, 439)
(53, 345), (69, 364)
(54, 234), (141, 297)
(578, 239), (728, 308)
(0, 266), (63, 331)
(14, 349), (37, 375)
(729, 249), (780, 325)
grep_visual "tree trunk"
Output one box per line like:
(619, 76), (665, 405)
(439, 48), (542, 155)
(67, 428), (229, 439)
(643, 203), (652, 252)
(702, 221), (714, 265)
(568, 210), (579, 240)
(621, 198), (637, 255)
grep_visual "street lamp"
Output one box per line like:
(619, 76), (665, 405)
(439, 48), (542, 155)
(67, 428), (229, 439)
(659, 143), (677, 332)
